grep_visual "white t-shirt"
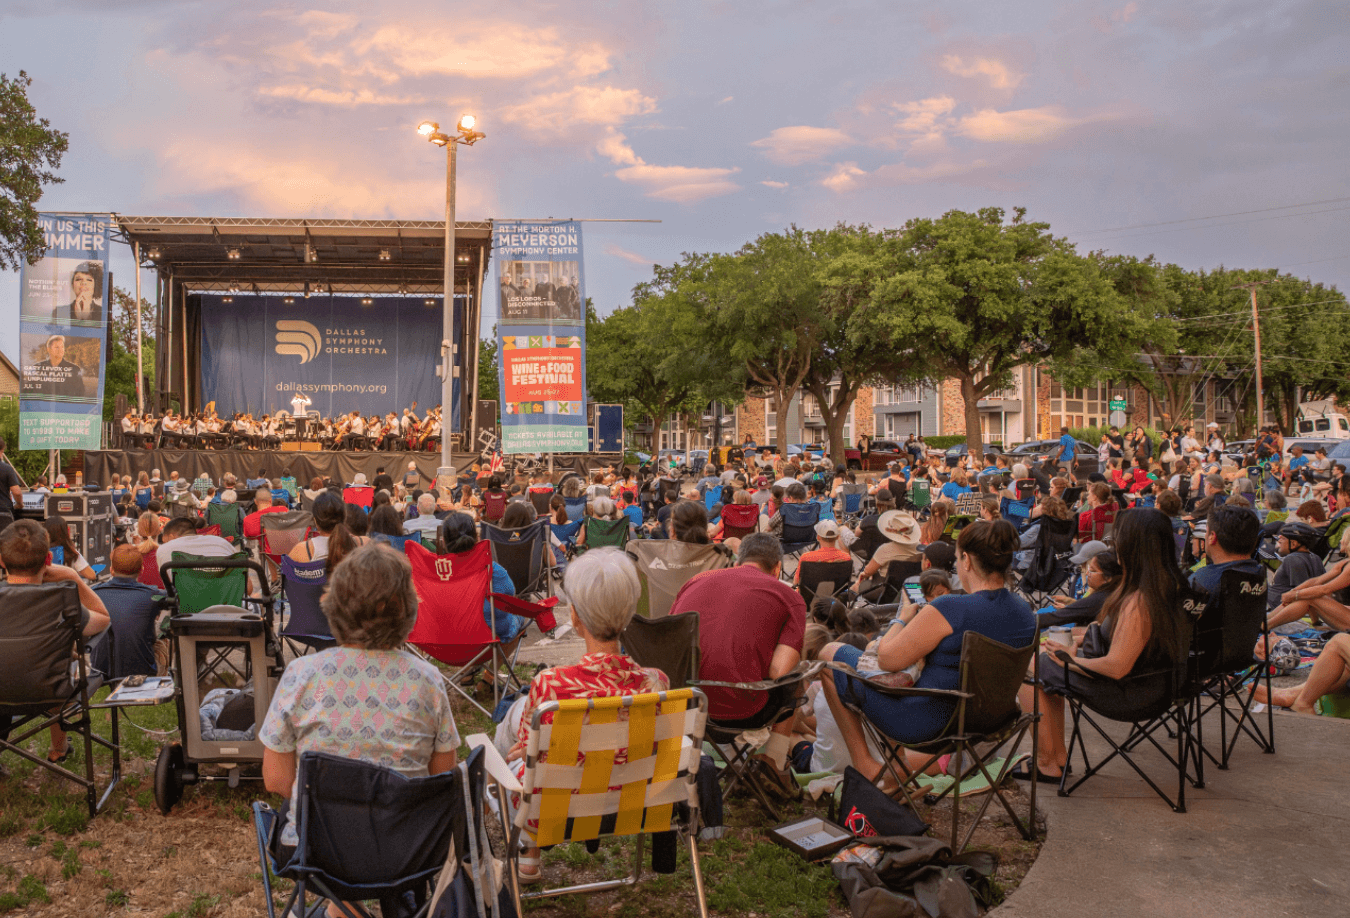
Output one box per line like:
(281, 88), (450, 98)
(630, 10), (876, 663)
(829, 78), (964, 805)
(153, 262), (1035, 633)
(808, 683), (879, 774)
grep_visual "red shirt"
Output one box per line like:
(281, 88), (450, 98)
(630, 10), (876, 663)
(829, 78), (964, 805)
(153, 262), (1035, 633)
(243, 504), (287, 540)
(671, 565), (806, 720)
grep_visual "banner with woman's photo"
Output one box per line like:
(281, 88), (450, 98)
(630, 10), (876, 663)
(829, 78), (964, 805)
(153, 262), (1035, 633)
(18, 213), (111, 449)
(494, 220), (587, 453)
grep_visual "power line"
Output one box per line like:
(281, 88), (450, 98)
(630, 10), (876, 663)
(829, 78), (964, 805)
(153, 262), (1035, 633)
(1070, 195), (1350, 236)
(1083, 204), (1350, 246)
(1171, 297), (1349, 322)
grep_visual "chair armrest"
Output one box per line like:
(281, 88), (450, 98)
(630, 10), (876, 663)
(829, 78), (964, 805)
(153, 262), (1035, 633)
(824, 661), (973, 701)
(466, 734), (523, 793)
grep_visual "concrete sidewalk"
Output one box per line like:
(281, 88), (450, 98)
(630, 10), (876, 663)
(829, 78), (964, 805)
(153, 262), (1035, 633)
(995, 711), (1350, 918)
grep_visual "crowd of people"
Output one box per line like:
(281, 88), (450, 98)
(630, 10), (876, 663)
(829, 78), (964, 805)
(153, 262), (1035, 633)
(116, 404), (445, 452)
(6, 419), (1350, 895)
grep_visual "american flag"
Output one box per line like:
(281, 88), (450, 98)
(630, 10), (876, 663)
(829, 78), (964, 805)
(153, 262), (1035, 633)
(488, 450), (503, 474)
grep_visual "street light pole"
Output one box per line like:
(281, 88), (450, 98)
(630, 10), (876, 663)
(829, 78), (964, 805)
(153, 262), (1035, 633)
(439, 138), (457, 491)
(418, 116), (484, 493)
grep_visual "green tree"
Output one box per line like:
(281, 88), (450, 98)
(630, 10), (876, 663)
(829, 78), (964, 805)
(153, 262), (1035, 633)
(477, 336), (499, 404)
(102, 286), (156, 421)
(0, 71), (69, 270)
(587, 281), (742, 444)
(859, 207), (1156, 454)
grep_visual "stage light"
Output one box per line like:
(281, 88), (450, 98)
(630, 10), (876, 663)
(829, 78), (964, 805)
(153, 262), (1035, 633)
(228, 284), (239, 293)
(226, 248), (241, 260)
(425, 298), (435, 306)
(361, 296), (373, 305)
(417, 120), (438, 135)
(429, 133), (449, 147)
(223, 295), (233, 303)
(398, 284), (408, 295)
(283, 296), (295, 305)
(457, 114), (476, 132)
(378, 249), (391, 261)
(147, 247), (161, 260)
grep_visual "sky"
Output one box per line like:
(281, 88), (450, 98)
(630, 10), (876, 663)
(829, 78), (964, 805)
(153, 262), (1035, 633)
(2, 0), (1348, 365)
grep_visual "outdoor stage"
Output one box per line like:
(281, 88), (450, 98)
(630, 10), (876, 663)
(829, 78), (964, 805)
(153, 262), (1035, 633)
(84, 449), (618, 489)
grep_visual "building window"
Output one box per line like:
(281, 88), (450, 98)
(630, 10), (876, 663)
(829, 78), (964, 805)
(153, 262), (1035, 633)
(875, 384), (923, 406)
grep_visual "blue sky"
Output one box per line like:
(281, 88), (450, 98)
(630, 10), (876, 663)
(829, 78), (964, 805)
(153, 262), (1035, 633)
(2, 0), (1347, 365)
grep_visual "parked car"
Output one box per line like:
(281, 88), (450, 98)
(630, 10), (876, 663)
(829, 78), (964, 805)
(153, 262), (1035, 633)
(789, 443), (826, 461)
(1287, 438), (1341, 462)
(843, 438), (913, 471)
(1327, 440), (1350, 462)
(943, 443), (1005, 468)
(1002, 439), (1100, 478)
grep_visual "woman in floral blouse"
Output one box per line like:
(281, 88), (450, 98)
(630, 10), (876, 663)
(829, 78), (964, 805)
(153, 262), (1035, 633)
(499, 547), (667, 884)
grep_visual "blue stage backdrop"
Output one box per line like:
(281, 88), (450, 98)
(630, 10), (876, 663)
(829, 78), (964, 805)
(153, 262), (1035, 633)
(199, 295), (460, 423)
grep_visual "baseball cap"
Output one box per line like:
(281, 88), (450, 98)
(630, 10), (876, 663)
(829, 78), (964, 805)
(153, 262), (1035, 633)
(814, 519), (840, 539)
(922, 540), (956, 571)
(1069, 540), (1108, 565)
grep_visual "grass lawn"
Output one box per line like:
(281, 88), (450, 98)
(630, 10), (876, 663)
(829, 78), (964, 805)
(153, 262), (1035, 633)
(0, 665), (1040, 917)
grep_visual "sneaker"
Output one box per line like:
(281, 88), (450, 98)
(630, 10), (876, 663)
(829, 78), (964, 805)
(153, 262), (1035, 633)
(1267, 638), (1301, 675)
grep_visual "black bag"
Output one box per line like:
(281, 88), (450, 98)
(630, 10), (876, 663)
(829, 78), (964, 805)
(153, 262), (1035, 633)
(832, 835), (997, 918)
(836, 766), (928, 839)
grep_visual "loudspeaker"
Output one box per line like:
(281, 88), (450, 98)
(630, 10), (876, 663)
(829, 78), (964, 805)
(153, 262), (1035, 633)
(475, 400), (498, 453)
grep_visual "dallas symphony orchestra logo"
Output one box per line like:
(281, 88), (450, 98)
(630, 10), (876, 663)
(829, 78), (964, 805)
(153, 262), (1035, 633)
(275, 320), (322, 365)
(275, 320), (391, 365)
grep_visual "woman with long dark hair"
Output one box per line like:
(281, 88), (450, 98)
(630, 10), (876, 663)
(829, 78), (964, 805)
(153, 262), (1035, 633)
(1018, 508), (1191, 782)
(367, 504), (405, 538)
(437, 511), (526, 648)
(288, 491), (365, 574)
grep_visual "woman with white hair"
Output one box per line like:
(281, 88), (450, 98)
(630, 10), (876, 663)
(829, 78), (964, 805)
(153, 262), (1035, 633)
(496, 548), (668, 884)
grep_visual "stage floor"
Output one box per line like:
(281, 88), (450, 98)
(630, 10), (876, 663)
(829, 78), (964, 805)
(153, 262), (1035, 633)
(85, 449), (613, 489)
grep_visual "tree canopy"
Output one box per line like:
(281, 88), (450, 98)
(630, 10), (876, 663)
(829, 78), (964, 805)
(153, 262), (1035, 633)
(0, 71), (68, 271)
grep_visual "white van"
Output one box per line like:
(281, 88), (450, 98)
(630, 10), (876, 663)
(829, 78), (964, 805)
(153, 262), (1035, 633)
(1295, 400), (1350, 440)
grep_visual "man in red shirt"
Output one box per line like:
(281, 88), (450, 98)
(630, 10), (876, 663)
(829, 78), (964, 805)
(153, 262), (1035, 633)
(242, 488), (287, 540)
(671, 532), (806, 782)
(793, 518), (851, 585)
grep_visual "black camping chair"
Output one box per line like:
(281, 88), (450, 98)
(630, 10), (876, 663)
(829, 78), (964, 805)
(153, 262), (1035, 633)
(481, 519), (552, 600)
(0, 582), (122, 817)
(254, 747), (492, 918)
(621, 607), (814, 821)
(832, 631), (1038, 852)
(1017, 515), (1076, 602)
(857, 559), (922, 606)
(1051, 590), (1206, 813)
(1189, 569), (1274, 773)
(797, 558), (855, 609)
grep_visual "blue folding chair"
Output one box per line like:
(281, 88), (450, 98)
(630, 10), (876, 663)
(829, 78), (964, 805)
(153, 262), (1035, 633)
(779, 501), (822, 564)
(279, 556), (336, 653)
(270, 487), (293, 509)
(563, 495), (588, 523)
(550, 518), (583, 560)
(704, 484), (724, 515)
(371, 532), (423, 553)
(623, 504), (645, 533)
(135, 488), (153, 511)
(999, 495), (1035, 531)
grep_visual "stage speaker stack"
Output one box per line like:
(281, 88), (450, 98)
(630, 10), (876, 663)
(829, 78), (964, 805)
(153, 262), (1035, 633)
(45, 492), (115, 572)
(475, 401), (498, 453)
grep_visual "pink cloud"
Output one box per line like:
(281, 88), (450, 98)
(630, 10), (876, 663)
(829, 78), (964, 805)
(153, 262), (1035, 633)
(760, 180), (789, 189)
(603, 243), (652, 266)
(957, 105), (1118, 143)
(750, 125), (853, 165)
(501, 85), (657, 132)
(601, 129), (740, 202)
(939, 54), (1024, 90)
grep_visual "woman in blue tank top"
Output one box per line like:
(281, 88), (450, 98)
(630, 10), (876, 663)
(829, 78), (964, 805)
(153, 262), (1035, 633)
(819, 519), (1036, 782)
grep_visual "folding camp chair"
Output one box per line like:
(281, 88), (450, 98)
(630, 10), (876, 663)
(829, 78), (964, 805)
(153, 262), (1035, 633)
(260, 509), (314, 571)
(908, 478), (931, 511)
(838, 483), (867, 524)
(1052, 591), (1205, 812)
(1000, 494), (1035, 532)
(1083, 504), (1116, 542)
(135, 488), (153, 511)
(0, 582), (122, 817)
(279, 556), (336, 655)
(550, 518), (583, 560)
(1017, 515), (1076, 602)
(833, 630), (1038, 851)
(563, 495), (588, 523)
(160, 552), (273, 618)
(370, 532), (423, 553)
(404, 541), (558, 718)
(623, 611), (700, 689)
(797, 559), (855, 609)
(778, 501), (821, 565)
(482, 519), (553, 600)
(627, 540), (734, 618)
(951, 492), (982, 517)
(254, 748), (494, 918)
(581, 516), (629, 551)
(205, 501), (245, 545)
(858, 559), (922, 606)
(482, 491), (507, 524)
(342, 486), (374, 512)
(468, 689), (710, 917)
(1189, 569), (1274, 772)
(528, 488), (555, 518)
(703, 484), (724, 518)
(717, 503), (759, 541)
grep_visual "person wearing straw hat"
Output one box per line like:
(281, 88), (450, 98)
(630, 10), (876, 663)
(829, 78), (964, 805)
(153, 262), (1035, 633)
(854, 509), (921, 595)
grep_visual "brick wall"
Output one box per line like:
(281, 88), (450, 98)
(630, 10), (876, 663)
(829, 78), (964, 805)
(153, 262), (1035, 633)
(737, 397), (767, 444)
(1034, 369), (1053, 439)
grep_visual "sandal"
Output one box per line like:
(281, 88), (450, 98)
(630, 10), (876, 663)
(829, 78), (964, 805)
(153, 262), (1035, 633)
(517, 855), (543, 885)
(1010, 762), (1067, 784)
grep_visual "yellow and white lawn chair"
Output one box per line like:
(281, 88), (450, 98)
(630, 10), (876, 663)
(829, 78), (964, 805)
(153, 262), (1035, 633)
(468, 687), (710, 917)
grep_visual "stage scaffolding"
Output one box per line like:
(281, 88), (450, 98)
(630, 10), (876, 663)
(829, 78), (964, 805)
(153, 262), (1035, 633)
(111, 215), (493, 444)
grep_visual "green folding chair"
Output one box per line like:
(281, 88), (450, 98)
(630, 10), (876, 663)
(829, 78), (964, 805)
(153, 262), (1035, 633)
(205, 502), (244, 545)
(581, 516), (629, 551)
(909, 478), (932, 510)
(160, 551), (263, 616)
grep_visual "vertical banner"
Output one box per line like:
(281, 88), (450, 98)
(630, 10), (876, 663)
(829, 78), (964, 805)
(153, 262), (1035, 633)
(494, 220), (587, 453)
(18, 213), (111, 449)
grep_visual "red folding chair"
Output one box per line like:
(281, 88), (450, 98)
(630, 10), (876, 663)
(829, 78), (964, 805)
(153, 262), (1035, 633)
(1081, 504), (1117, 542)
(719, 502), (760, 540)
(404, 541), (558, 718)
(342, 486), (375, 512)
(260, 510), (315, 570)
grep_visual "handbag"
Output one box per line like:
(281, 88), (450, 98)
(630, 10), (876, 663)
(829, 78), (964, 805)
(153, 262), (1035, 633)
(836, 766), (929, 839)
(1161, 442), (1176, 463)
(1079, 620), (1109, 660)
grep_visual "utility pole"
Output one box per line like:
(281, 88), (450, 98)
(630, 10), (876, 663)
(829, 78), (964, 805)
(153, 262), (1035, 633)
(1234, 281), (1271, 431)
